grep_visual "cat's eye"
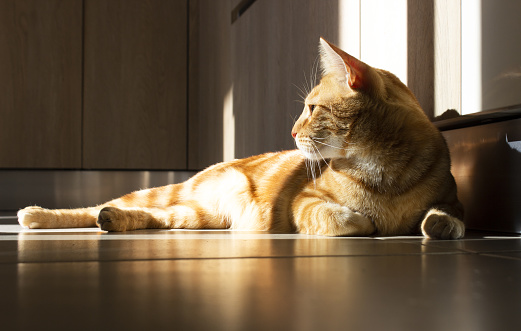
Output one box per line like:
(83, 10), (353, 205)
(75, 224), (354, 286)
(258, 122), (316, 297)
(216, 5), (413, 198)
(309, 105), (316, 114)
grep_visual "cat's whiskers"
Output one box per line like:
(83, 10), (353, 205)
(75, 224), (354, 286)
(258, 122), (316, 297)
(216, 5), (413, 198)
(310, 159), (320, 188)
(311, 145), (323, 178)
(294, 60), (320, 122)
(310, 55), (320, 92)
(305, 158), (312, 182)
(299, 141), (320, 187)
(289, 113), (299, 125)
(306, 157), (317, 186)
(302, 70), (311, 97)
(313, 55), (320, 85)
(312, 137), (369, 151)
(311, 159), (318, 185)
(311, 138), (347, 151)
(297, 138), (313, 183)
(293, 83), (308, 102)
(311, 142), (333, 172)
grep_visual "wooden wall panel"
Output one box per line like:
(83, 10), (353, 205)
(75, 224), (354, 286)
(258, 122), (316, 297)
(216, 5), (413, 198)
(0, 0), (82, 168)
(83, 0), (187, 169)
(433, 0), (461, 117)
(408, 0), (435, 119)
(231, 0), (340, 159)
(408, 0), (461, 119)
(188, 0), (233, 169)
(191, 0), (463, 169)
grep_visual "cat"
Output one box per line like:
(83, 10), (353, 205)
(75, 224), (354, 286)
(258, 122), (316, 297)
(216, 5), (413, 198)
(18, 38), (465, 239)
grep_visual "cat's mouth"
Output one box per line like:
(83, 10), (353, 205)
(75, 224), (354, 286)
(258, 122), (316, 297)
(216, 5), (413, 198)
(296, 135), (345, 160)
(296, 136), (327, 160)
(296, 137), (319, 160)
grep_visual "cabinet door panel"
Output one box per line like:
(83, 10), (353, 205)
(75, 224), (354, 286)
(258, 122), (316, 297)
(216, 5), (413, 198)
(83, 0), (187, 169)
(188, 0), (233, 169)
(0, 0), (82, 168)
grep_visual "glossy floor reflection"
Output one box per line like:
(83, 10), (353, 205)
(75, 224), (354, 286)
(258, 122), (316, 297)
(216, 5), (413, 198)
(1, 224), (521, 330)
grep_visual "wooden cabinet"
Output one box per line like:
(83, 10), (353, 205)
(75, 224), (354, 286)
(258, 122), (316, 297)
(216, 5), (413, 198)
(0, 0), (83, 168)
(83, 0), (187, 169)
(188, 0), (233, 169)
(0, 0), (458, 170)
(0, 0), (187, 170)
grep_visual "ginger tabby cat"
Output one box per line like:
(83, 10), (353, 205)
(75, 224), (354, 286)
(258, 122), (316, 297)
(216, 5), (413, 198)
(18, 38), (464, 239)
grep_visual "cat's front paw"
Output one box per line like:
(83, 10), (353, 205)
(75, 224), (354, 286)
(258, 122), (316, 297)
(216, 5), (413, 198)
(421, 209), (465, 239)
(321, 205), (375, 236)
(97, 207), (131, 232)
(18, 206), (56, 229)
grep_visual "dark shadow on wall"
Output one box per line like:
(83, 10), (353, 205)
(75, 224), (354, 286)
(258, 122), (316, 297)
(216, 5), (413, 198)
(407, 0), (435, 120)
(231, 0), (339, 159)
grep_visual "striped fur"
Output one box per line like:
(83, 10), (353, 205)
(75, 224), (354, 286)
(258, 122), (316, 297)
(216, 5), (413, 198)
(18, 38), (464, 239)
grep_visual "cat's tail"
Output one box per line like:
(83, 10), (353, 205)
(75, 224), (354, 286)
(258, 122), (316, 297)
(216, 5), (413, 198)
(18, 206), (100, 229)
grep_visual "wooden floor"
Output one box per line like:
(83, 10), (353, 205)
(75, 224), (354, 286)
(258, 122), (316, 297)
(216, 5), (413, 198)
(1, 221), (521, 330)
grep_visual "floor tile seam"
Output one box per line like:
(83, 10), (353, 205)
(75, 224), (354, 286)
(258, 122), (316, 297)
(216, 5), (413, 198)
(421, 243), (521, 254)
(419, 242), (490, 254)
(422, 247), (473, 254)
(385, 240), (487, 255)
(478, 252), (521, 261)
(473, 249), (521, 253)
(1, 251), (475, 265)
(418, 238), (521, 244)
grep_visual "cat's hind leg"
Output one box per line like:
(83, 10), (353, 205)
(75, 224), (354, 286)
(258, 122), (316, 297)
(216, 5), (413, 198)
(421, 208), (465, 239)
(18, 206), (99, 229)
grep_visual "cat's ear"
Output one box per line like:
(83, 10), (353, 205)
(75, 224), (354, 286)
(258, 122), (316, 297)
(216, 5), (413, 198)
(319, 38), (368, 90)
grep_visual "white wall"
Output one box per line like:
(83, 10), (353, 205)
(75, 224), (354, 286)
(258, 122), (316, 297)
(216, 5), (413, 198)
(462, 0), (521, 114)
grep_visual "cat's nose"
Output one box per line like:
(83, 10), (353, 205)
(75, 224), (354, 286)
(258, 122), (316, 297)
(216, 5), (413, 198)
(291, 131), (297, 138)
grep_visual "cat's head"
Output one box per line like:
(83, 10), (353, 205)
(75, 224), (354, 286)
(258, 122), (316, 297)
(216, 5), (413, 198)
(291, 38), (423, 161)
